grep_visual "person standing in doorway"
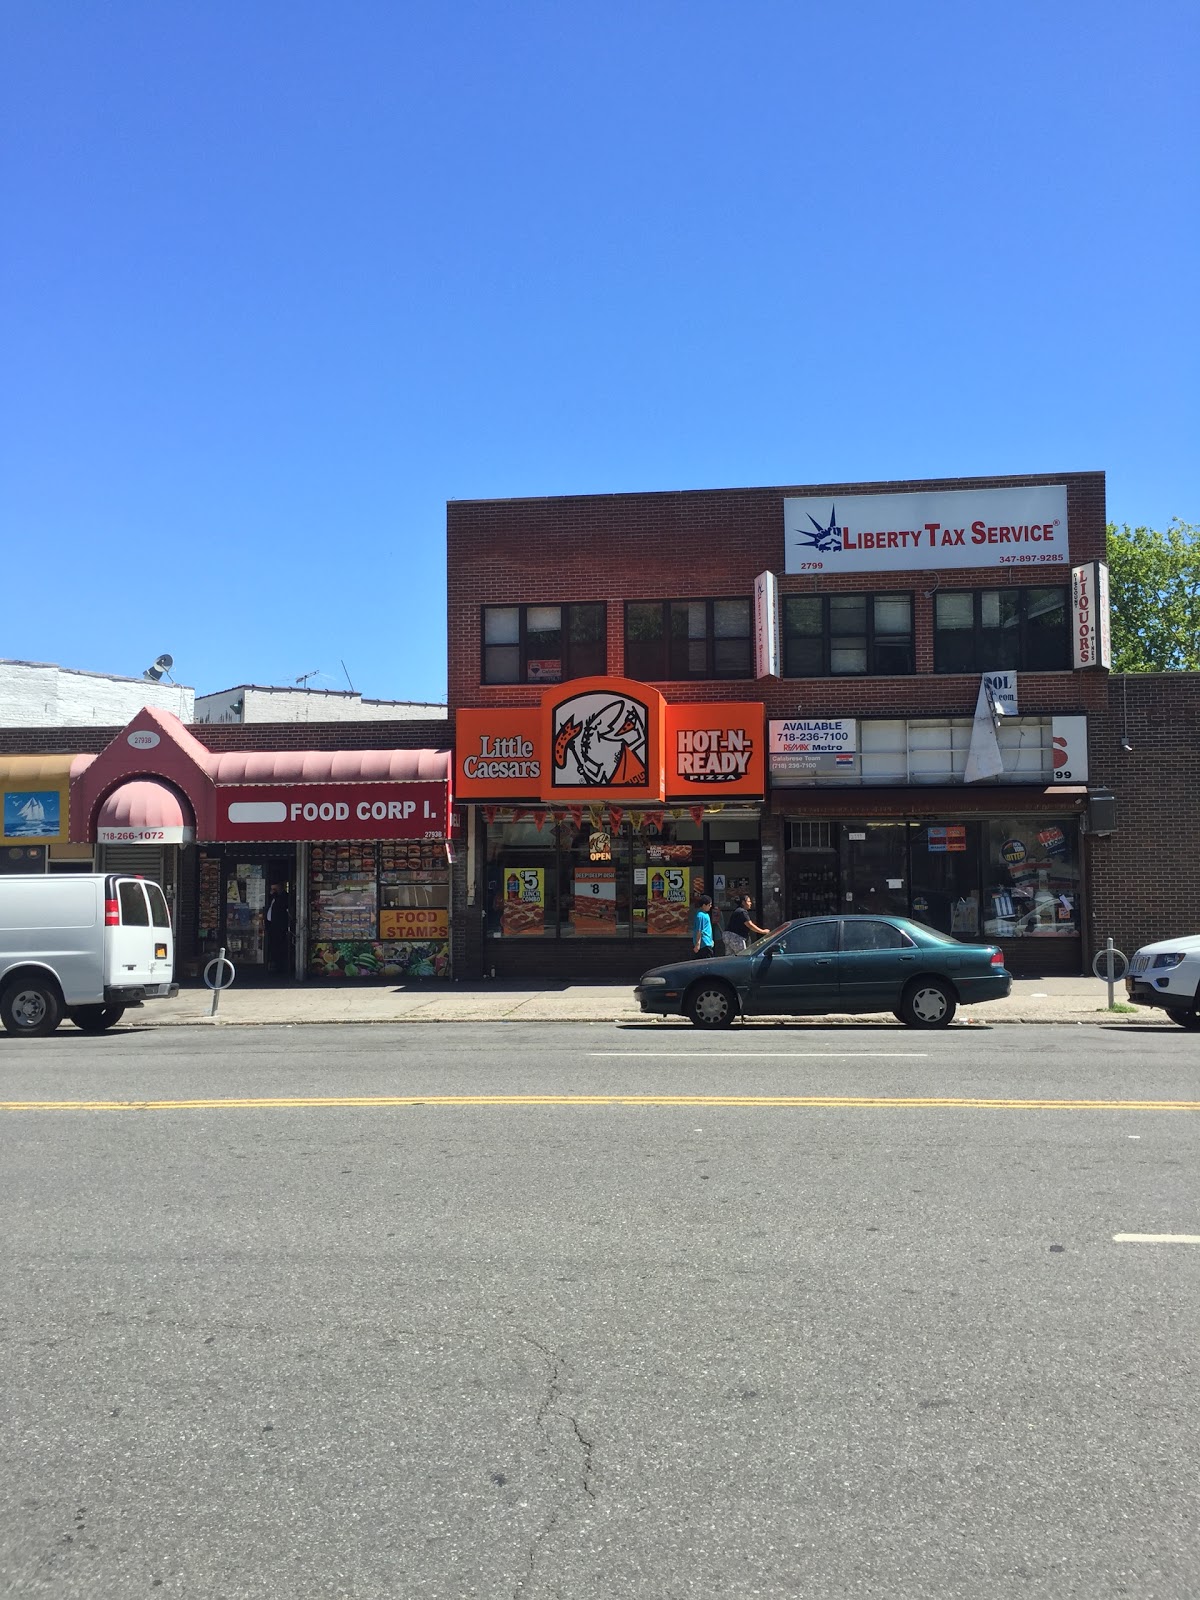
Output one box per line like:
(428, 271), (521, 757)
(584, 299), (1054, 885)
(691, 894), (716, 958)
(265, 881), (291, 976)
(723, 892), (769, 954)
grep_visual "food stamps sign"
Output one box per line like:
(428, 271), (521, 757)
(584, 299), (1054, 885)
(784, 486), (1069, 574)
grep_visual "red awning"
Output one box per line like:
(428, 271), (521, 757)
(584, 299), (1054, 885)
(209, 749), (449, 783)
(97, 780), (195, 844)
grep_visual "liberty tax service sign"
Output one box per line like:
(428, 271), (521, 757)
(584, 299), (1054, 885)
(784, 486), (1069, 574)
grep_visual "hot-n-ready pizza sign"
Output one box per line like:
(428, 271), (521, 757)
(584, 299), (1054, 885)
(456, 680), (766, 800)
(784, 486), (1069, 574)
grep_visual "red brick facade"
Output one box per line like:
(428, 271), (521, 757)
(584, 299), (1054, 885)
(1086, 673), (1200, 962)
(447, 470), (1107, 723)
(446, 470), (1122, 981)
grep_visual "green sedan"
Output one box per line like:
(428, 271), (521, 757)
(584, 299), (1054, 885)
(634, 914), (1012, 1028)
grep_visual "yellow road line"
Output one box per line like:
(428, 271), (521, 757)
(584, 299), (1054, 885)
(2, 1095), (1199, 1113)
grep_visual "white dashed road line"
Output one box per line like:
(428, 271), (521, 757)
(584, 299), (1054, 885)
(589, 1051), (928, 1059)
(1113, 1233), (1200, 1244)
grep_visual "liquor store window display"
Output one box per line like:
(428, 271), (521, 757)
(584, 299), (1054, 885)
(782, 816), (1081, 942)
(984, 817), (1081, 940)
(483, 811), (762, 941)
(308, 840), (449, 979)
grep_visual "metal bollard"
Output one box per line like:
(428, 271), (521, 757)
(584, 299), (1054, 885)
(204, 947), (236, 1017)
(1090, 938), (1128, 1008)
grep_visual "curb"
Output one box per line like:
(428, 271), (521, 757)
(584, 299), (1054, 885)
(138, 1012), (1173, 1030)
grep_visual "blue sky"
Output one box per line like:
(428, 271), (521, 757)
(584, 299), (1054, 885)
(3, 1), (1196, 705)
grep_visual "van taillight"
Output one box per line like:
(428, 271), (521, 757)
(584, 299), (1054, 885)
(105, 898), (120, 925)
(991, 949), (1005, 968)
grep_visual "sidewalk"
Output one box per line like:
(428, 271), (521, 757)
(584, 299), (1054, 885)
(153, 975), (1168, 1028)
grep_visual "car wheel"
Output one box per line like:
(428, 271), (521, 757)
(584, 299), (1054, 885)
(899, 978), (957, 1029)
(687, 981), (736, 1028)
(1165, 1006), (1200, 1031)
(0, 978), (63, 1038)
(69, 1005), (126, 1033)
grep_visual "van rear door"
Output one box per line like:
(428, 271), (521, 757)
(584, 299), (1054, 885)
(106, 878), (174, 995)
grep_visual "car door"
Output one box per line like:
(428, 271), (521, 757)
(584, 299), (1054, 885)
(747, 920), (840, 1015)
(838, 918), (918, 1010)
(105, 878), (161, 992)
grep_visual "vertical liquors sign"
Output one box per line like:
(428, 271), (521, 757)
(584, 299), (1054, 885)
(1072, 562), (1111, 670)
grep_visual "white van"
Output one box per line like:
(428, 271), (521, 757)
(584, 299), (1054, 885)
(0, 873), (177, 1037)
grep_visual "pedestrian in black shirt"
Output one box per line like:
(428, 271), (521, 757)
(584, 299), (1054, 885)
(722, 893), (769, 955)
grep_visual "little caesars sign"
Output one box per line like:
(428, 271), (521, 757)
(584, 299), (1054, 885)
(784, 486), (1069, 574)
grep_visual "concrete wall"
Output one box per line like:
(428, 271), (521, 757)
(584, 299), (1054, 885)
(194, 686), (447, 724)
(0, 661), (194, 727)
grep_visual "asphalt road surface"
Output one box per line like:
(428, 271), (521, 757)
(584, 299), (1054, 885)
(2, 1021), (1198, 1599)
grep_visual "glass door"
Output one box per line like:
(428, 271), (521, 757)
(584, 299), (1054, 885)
(711, 856), (759, 938)
(840, 823), (909, 918)
(225, 861), (268, 967)
(909, 821), (982, 937)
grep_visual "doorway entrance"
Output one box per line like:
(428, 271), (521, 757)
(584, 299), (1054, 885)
(841, 823), (909, 918)
(212, 850), (296, 979)
(909, 821), (983, 938)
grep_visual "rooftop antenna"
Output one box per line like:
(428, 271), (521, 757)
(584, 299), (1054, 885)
(295, 669), (321, 688)
(340, 659), (356, 693)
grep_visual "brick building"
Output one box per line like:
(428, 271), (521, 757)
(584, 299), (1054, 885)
(1086, 672), (1200, 962)
(448, 470), (1126, 981)
(0, 713), (453, 983)
(4, 469), (1194, 992)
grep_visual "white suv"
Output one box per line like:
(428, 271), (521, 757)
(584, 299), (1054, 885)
(1126, 935), (1200, 1030)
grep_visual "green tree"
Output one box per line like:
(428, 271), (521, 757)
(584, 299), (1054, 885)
(1106, 519), (1200, 671)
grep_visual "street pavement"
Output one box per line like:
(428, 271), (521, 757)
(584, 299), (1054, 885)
(2, 1023), (1198, 1599)
(155, 973), (1162, 1028)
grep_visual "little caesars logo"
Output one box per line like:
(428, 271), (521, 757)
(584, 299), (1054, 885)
(676, 726), (754, 782)
(462, 735), (541, 781)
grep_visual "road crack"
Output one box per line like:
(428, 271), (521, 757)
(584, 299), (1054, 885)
(514, 1335), (597, 1596)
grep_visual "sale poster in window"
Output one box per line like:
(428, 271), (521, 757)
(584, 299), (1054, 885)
(646, 865), (691, 937)
(573, 866), (617, 935)
(501, 867), (545, 936)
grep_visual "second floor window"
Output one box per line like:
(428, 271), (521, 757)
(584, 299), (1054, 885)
(783, 594), (914, 676)
(624, 598), (753, 680)
(482, 603), (606, 685)
(934, 588), (1069, 673)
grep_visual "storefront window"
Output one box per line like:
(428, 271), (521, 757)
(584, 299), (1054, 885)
(984, 818), (1080, 938)
(638, 820), (703, 938)
(485, 823), (558, 938)
(0, 845), (46, 874)
(309, 841), (450, 978)
(780, 813), (1081, 944)
(560, 820), (629, 937)
(484, 813), (754, 941)
(909, 821), (982, 937)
